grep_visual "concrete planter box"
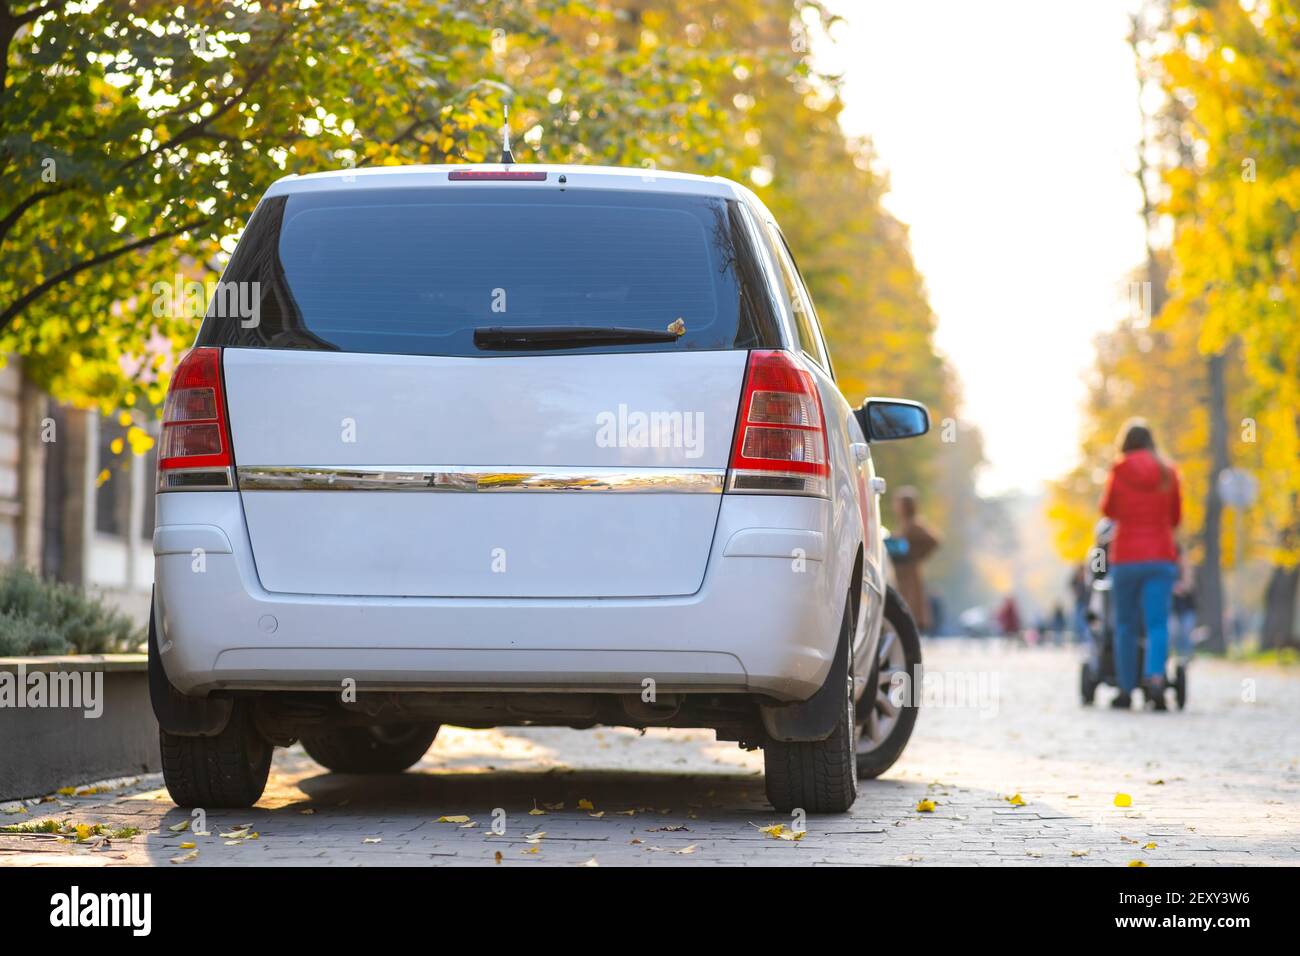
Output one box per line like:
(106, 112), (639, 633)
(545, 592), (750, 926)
(0, 654), (158, 801)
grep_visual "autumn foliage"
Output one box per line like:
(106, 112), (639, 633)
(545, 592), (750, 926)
(1, 0), (966, 520)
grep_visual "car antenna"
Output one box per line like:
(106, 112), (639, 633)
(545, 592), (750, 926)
(500, 103), (516, 165)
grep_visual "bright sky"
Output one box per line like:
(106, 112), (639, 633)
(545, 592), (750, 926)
(816, 0), (1149, 495)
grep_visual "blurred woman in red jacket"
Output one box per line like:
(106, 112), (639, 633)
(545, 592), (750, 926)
(1100, 419), (1182, 709)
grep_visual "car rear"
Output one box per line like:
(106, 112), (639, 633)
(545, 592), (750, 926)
(152, 165), (848, 707)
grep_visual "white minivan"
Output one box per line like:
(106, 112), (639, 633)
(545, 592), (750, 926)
(150, 163), (929, 813)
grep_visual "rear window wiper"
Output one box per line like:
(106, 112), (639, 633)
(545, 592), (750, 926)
(473, 325), (683, 350)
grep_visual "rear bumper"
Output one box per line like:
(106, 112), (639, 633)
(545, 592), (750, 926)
(153, 492), (846, 702)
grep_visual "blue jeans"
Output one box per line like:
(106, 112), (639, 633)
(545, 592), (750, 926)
(1111, 561), (1177, 692)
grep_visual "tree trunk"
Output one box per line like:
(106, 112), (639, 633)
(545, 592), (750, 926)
(1261, 566), (1299, 650)
(1199, 350), (1228, 653)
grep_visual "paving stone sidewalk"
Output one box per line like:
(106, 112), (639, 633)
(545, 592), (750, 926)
(2, 641), (1297, 866)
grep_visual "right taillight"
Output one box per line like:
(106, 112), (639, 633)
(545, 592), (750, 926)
(727, 350), (829, 497)
(157, 347), (235, 491)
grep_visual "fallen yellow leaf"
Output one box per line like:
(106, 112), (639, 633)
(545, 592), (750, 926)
(169, 849), (198, 864)
(1005, 793), (1026, 806)
(1114, 793), (1133, 807)
(528, 808), (546, 816)
(1070, 849), (1089, 857)
(578, 857), (599, 867)
(436, 815), (471, 824)
(577, 798), (595, 811)
(178, 841), (196, 849)
(588, 811), (605, 819)
(916, 799), (937, 813)
(362, 837), (382, 844)
(1143, 842), (1157, 850)
(1128, 860), (1147, 867)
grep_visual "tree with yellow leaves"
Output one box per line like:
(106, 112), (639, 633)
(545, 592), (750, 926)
(1051, 0), (1299, 648)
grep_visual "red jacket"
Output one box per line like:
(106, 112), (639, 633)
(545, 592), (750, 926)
(1100, 450), (1182, 564)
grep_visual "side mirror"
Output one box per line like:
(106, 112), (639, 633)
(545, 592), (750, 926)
(857, 398), (930, 442)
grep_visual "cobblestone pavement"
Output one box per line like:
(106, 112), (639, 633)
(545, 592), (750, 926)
(3, 641), (1298, 867)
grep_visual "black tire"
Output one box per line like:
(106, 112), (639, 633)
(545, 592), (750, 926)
(857, 586), (922, 779)
(1081, 661), (1099, 706)
(763, 605), (858, 814)
(301, 722), (440, 774)
(1174, 664), (1187, 711)
(160, 700), (272, 808)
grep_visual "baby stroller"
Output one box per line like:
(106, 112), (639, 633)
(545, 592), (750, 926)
(1080, 519), (1186, 710)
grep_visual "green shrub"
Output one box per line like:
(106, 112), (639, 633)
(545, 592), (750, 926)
(0, 564), (142, 656)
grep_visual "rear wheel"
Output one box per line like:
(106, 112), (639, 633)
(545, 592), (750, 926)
(1173, 663), (1187, 711)
(301, 722), (440, 774)
(763, 607), (858, 814)
(160, 700), (272, 808)
(857, 587), (922, 779)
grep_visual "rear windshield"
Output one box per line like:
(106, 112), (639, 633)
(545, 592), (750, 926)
(197, 186), (782, 356)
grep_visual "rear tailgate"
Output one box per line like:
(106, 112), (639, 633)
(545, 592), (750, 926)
(225, 348), (746, 598)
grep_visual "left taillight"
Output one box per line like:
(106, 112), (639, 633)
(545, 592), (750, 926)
(157, 347), (235, 491)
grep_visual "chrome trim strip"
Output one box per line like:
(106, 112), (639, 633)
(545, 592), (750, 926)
(236, 465), (726, 494)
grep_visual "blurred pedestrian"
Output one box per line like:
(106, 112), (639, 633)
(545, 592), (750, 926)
(891, 486), (940, 634)
(1100, 418), (1182, 710)
(995, 594), (1021, 638)
(1050, 603), (1067, 645)
(1069, 564), (1089, 644)
(1171, 547), (1197, 661)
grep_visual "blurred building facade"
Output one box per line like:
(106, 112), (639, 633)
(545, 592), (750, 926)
(0, 359), (154, 623)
